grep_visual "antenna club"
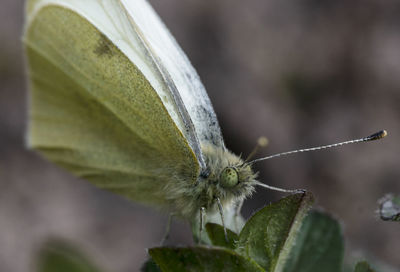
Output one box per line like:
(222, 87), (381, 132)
(367, 130), (388, 141)
(258, 137), (269, 147)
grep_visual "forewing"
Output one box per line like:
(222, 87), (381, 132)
(120, 0), (226, 152)
(24, 2), (199, 208)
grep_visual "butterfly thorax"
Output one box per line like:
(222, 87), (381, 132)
(169, 144), (257, 218)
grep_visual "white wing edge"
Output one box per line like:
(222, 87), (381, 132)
(120, 0), (226, 151)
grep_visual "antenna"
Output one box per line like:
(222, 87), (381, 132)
(244, 136), (269, 163)
(248, 130), (387, 165)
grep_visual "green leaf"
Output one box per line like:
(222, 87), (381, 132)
(37, 240), (101, 272)
(354, 261), (376, 272)
(191, 206), (245, 245)
(282, 210), (344, 272)
(236, 192), (314, 271)
(149, 246), (265, 272)
(205, 223), (239, 249)
(141, 258), (162, 272)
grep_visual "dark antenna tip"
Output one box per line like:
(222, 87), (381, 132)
(366, 130), (388, 141)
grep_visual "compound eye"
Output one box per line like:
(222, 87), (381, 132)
(220, 167), (239, 188)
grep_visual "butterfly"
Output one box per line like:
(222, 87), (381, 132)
(23, 0), (269, 234)
(24, 0), (386, 238)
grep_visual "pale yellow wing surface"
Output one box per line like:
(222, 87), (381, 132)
(24, 5), (199, 209)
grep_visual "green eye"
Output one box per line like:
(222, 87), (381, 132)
(220, 167), (239, 188)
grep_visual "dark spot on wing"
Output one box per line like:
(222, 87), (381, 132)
(197, 105), (213, 121)
(185, 71), (195, 82)
(197, 105), (220, 146)
(94, 33), (115, 57)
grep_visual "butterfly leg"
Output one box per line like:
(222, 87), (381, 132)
(160, 213), (174, 245)
(216, 198), (229, 242)
(198, 207), (206, 244)
(234, 199), (244, 233)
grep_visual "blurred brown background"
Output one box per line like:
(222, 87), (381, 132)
(1, 0), (399, 271)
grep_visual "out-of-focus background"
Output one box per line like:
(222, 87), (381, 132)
(1, 0), (399, 271)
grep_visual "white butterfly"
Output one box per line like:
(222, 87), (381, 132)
(26, 0), (385, 238)
(24, 0), (265, 234)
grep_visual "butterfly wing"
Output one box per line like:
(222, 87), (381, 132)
(120, 0), (226, 154)
(24, 0), (200, 209)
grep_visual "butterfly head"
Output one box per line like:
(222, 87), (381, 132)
(200, 144), (257, 207)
